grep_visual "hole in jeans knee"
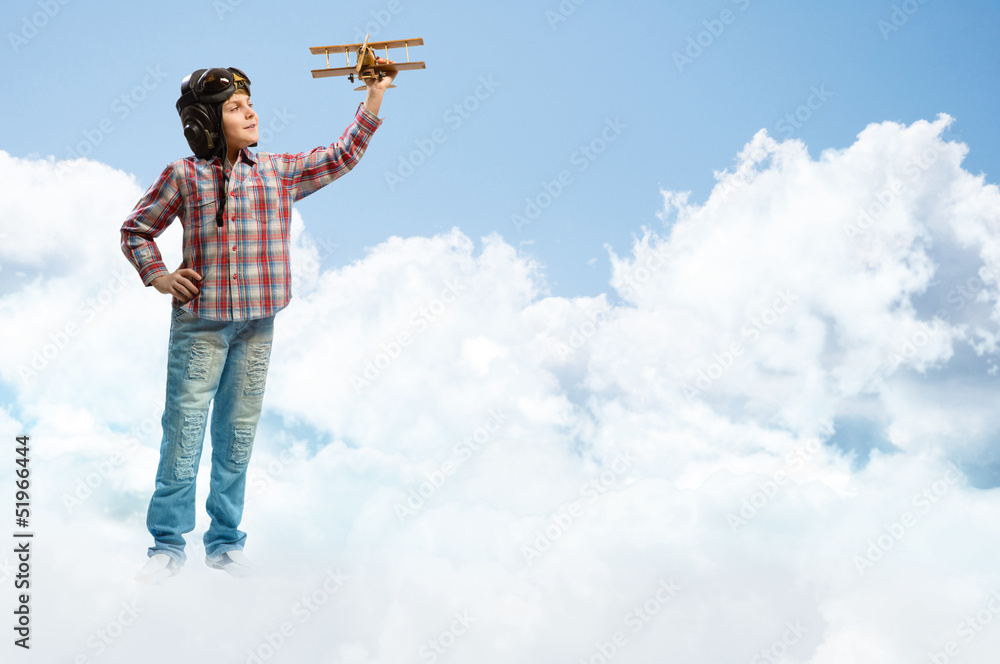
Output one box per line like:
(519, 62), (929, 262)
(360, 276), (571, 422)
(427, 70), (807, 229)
(175, 411), (206, 480)
(231, 423), (256, 465)
(186, 341), (214, 381)
(244, 342), (271, 396)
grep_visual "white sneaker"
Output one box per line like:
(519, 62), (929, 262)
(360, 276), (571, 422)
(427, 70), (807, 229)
(136, 553), (181, 584)
(205, 549), (256, 578)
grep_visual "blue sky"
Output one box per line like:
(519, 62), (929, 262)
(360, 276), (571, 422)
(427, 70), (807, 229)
(4, 0), (998, 298)
(6, 2), (1000, 662)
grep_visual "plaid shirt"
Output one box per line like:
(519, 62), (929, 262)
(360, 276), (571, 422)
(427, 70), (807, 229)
(121, 103), (381, 321)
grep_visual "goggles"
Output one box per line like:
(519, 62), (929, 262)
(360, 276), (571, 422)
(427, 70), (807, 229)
(176, 67), (251, 113)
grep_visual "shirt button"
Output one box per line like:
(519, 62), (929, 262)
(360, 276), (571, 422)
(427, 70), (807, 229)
(232, 246), (237, 252)
(232, 274), (238, 280)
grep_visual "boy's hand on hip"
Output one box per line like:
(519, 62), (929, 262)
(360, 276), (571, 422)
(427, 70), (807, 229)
(152, 268), (202, 304)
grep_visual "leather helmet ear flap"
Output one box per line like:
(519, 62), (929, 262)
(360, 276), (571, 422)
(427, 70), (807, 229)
(180, 103), (222, 159)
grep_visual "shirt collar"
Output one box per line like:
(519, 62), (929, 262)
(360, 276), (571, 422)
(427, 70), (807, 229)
(222, 147), (257, 172)
(238, 146), (257, 165)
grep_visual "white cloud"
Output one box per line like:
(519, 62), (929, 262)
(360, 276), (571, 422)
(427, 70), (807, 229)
(3, 114), (1000, 663)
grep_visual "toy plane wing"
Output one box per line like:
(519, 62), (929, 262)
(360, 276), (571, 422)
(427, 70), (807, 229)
(308, 37), (425, 55)
(309, 35), (426, 85)
(310, 61), (426, 79)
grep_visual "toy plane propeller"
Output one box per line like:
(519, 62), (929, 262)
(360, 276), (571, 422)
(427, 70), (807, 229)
(309, 34), (425, 90)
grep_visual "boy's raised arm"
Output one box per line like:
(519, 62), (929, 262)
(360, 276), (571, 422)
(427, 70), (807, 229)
(362, 57), (396, 117)
(282, 57), (397, 201)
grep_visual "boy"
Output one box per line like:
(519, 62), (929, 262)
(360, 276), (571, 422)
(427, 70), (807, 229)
(121, 61), (395, 583)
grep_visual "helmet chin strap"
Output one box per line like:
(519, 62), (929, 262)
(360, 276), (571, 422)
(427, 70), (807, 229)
(215, 173), (228, 227)
(215, 104), (229, 227)
(215, 164), (229, 227)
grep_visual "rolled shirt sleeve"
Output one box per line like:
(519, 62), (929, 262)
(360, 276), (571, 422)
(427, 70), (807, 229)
(120, 164), (183, 286)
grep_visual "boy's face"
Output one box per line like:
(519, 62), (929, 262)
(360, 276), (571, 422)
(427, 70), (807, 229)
(220, 92), (258, 152)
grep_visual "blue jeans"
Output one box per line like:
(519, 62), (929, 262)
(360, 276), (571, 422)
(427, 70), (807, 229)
(146, 305), (275, 564)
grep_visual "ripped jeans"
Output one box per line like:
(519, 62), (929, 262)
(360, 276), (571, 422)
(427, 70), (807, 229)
(146, 305), (275, 564)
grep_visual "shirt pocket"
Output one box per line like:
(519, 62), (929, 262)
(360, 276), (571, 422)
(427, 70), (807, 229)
(186, 193), (221, 227)
(245, 175), (288, 229)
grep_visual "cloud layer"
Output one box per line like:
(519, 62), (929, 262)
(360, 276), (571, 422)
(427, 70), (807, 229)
(3, 114), (1000, 663)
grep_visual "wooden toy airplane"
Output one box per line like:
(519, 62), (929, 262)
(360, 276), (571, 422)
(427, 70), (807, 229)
(309, 34), (425, 90)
